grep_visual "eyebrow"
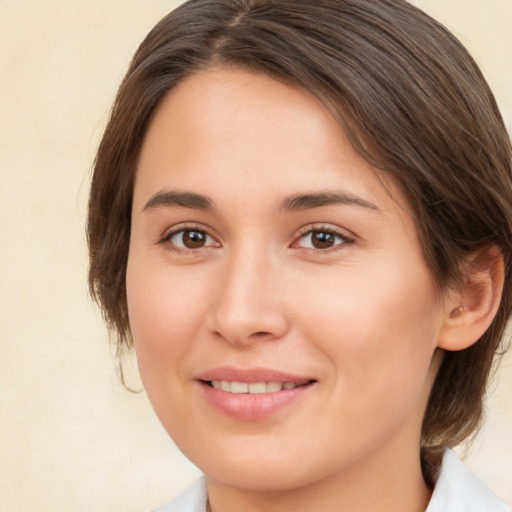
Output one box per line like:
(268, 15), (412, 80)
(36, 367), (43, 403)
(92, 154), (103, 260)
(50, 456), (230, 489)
(279, 191), (380, 213)
(143, 190), (215, 212)
(142, 189), (380, 214)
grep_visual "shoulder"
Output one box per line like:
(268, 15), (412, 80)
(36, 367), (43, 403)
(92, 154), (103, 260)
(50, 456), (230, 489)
(152, 477), (208, 512)
(426, 449), (510, 512)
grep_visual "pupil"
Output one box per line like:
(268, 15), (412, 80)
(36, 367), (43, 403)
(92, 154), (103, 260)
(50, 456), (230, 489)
(183, 230), (205, 248)
(312, 231), (334, 249)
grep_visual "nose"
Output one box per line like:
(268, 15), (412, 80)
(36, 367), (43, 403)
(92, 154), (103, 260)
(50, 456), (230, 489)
(205, 248), (290, 347)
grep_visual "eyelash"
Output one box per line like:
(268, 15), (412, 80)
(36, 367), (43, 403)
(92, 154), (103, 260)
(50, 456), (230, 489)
(158, 223), (219, 253)
(158, 223), (355, 254)
(292, 225), (355, 253)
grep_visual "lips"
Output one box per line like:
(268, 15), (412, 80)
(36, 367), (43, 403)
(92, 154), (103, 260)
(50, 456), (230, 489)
(197, 366), (313, 384)
(196, 366), (316, 421)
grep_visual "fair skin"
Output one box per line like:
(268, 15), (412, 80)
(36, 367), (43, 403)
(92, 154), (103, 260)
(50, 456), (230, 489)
(126, 67), (499, 512)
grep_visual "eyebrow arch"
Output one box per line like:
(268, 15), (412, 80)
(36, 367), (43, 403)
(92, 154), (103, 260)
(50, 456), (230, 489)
(280, 191), (380, 213)
(143, 190), (215, 212)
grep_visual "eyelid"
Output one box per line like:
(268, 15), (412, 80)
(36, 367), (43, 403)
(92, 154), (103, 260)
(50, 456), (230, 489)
(290, 224), (356, 251)
(158, 222), (221, 251)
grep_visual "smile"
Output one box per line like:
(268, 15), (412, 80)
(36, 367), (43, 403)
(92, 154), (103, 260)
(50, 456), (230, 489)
(208, 380), (307, 394)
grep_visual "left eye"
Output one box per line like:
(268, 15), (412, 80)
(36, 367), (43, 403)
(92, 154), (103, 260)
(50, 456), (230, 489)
(295, 230), (346, 250)
(167, 229), (217, 250)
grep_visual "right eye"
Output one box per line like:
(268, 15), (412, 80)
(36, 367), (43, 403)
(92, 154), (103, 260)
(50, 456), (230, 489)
(163, 228), (220, 251)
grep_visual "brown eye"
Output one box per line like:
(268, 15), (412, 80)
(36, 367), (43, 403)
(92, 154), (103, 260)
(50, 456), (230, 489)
(167, 229), (217, 250)
(311, 231), (336, 249)
(182, 230), (207, 248)
(295, 229), (347, 250)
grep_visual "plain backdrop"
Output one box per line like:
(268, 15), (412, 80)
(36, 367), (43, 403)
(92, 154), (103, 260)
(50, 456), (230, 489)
(0, 1), (511, 511)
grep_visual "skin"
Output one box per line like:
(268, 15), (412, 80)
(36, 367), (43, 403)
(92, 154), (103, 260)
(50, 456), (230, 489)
(127, 67), (458, 512)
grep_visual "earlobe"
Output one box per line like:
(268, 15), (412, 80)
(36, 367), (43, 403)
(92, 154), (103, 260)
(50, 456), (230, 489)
(437, 246), (504, 351)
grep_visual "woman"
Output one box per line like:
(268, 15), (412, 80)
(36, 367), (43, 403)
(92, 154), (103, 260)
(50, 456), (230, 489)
(87, 0), (512, 510)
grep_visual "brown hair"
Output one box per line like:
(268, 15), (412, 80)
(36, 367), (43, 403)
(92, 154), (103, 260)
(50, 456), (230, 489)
(88, 0), (512, 484)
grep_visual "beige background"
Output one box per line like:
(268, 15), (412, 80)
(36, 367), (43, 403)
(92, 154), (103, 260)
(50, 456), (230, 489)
(0, 1), (510, 510)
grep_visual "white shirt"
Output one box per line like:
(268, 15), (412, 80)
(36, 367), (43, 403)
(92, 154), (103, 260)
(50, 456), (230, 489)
(153, 449), (510, 512)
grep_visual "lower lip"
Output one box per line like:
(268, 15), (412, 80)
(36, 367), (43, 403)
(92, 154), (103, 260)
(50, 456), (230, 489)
(199, 381), (314, 421)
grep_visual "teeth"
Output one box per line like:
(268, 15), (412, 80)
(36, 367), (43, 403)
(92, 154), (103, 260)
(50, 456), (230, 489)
(267, 381), (284, 392)
(248, 382), (266, 394)
(210, 380), (303, 394)
(230, 381), (248, 393)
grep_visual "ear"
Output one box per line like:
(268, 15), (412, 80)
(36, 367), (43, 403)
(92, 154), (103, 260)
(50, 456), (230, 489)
(437, 245), (504, 351)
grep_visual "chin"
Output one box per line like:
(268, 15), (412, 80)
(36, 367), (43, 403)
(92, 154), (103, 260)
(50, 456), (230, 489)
(178, 435), (336, 493)
(205, 463), (316, 493)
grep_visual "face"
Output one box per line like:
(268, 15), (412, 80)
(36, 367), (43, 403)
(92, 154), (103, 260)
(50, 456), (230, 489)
(127, 67), (447, 492)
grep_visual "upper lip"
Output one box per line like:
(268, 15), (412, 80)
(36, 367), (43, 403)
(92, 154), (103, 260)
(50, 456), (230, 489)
(196, 366), (314, 384)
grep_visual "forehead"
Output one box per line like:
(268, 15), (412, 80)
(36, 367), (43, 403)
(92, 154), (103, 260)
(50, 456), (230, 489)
(134, 66), (410, 217)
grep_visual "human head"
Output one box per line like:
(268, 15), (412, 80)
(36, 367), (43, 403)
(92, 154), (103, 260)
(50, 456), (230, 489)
(88, 0), (512, 482)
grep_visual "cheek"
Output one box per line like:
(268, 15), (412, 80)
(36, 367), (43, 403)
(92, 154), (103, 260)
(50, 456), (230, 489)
(297, 261), (440, 408)
(125, 257), (216, 437)
(126, 256), (206, 384)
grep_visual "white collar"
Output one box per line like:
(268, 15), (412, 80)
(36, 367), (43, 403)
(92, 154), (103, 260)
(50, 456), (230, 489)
(153, 477), (207, 512)
(426, 449), (510, 511)
(154, 449), (510, 512)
